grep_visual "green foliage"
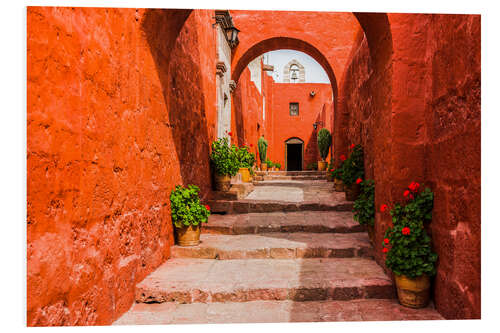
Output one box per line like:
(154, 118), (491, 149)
(341, 144), (364, 186)
(210, 137), (240, 176)
(329, 160), (344, 180)
(235, 145), (255, 169)
(275, 162), (281, 169)
(306, 162), (318, 170)
(353, 180), (375, 226)
(383, 186), (438, 278)
(265, 159), (273, 167)
(170, 185), (210, 228)
(257, 137), (268, 163)
(317, 128), (332, 160)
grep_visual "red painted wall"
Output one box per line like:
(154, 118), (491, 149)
(27, 7), (217, 326)
(340, 14), (480, 319)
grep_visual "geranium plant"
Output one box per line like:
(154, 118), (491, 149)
(235, 145), (255, 169)
(210, 137), (240, 176)
(170, 185), (210, 228)
(341, 144), (364, 186)
(353, 179), (375, 226)
(381, 182), (438, 278)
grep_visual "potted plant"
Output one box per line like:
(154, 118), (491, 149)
(341, 144), (364, 201)
(258, 136), (268, 171)
(381, 183), (438, 308)
(306, 162), (318, 170)
(266, 159), (273, 171)
(317, 128), (331, 171)
(210, 137), (240, 191)
(275, 162), (281, 171)
(352, 179), (375, 242)
(330, 157), (345, 191)
(170, 185), (211, 246)
(235, 145), (255, 183)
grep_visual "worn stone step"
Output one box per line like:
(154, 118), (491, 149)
(171, 233), (373, 259)
(206, 199), (352, 214)
(134, 258), (395, 304)
(253, 180), (330, 187)
(255, 171), (326, 176)
(202, 211), (363, 234)
(114, 299), (444, 325)
(254, 175), (327, 181)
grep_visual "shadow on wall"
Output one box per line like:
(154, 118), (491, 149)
(141, 9), (213, 197)
(233, 83), (246, 146)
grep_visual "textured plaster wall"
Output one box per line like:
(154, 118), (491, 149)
(340, 13), (480, 319)
(27, 7), (216, 326)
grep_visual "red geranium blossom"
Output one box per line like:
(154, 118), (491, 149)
(402, 227), (411, 235)
(350, 143), (355, 149)
(384, 238), (390, 245)
(228, 132), (232, 136)
(409, 181), (420, 191)
(356, 178), (362, 184)
(404, 190), (410, 197)
(340, 154), (346, 161)
(250, 144), (253, 147)
(205, 205), (210, 211)
(380, 204), (388, 212)
(382, 247), (388, 253)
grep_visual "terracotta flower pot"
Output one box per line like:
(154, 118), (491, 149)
(317, 160), (327, 171)
(261, 163), (268, 172)
(215, 174), (231, 192)
(175, 224), (201, 246)
(238, 167), (251, 182)
(345, 183), (361, 201)
(334, 178), (344, 191)
(394, 274), (431, 309)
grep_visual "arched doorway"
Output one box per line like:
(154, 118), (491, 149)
(285, 137), (304, 171)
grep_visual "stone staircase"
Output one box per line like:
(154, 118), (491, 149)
(114, 172), (443, 325)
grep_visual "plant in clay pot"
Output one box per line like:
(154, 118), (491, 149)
(381, 182), (438, 309)
(340, 144), (364, 200)
(317, 128), (331, 171)
(210, 136), (239, 191)
(170, 185), (210, 246)
(258, 136), (268, 171)
(235, 145), (255, 182)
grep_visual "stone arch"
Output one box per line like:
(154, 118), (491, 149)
(283, 59), (305, 83)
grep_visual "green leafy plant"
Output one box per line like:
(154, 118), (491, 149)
(266, 159), (273, 168)
(317, 128), (332, 161)
(170, 185), (210, 228)
(306, 162), (318, 170)
(353, 179), (375, 226)
(341, 144), (364, 186)
(235, 145), (255, 169)
(210, 137), (240, 176)
(275, 162), (281, 170)
(381, 183), (438, 278)
(257, 137), (268, 164)
(329, 160), (344, 180)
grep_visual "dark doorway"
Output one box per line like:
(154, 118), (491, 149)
(285, 138), (304, 171)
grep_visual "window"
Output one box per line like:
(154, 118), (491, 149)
(289, 102), (299, 116)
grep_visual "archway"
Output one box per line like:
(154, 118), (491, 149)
(285, 137), (304, 171)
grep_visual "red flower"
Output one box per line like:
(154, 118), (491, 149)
(205, 205), (210, 211)
(380, 204), (388, 212)
(340, 154), (346, 161)
(350, 143), (355, 149)
(402, 227), (411, 235)
(356, 178), (362, 184)
(404, 190), (410, 197)
(410, 194), (414, 200)
(384, 238), (390, 245)
(408, 181), (420, 191)
(228, 132), (232, 136)
(250, 144), (253, 147)
(382, 247), (388, 253)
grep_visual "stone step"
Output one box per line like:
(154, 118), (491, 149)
(206, 199), (353, 214)
(134, 258), (395, 304)
(114, 299), (444, 325)
(255, 171), (326, 176)
(171, 233), (373, 259)
(254, 175), (327, 181)
(252, 180), (330, 187)
(202, 211), (363, 235)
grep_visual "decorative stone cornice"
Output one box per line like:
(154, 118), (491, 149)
(216, 61), (227, 77)
(229, 80), (237, 93)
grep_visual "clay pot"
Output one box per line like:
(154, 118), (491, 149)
(394, 274), (431, 309)
(238, 167), (251, 183)
(317, 160), (327, 171)
(334, 178), (344, 191)
(261, 163), (268, 172)
(215, 174), (231, 191)
(345, 183), (361, 201)
(175, 224), (201, 246)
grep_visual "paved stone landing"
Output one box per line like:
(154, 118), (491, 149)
(114, 299), (444, 325)
(135, 258), (395, 304)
